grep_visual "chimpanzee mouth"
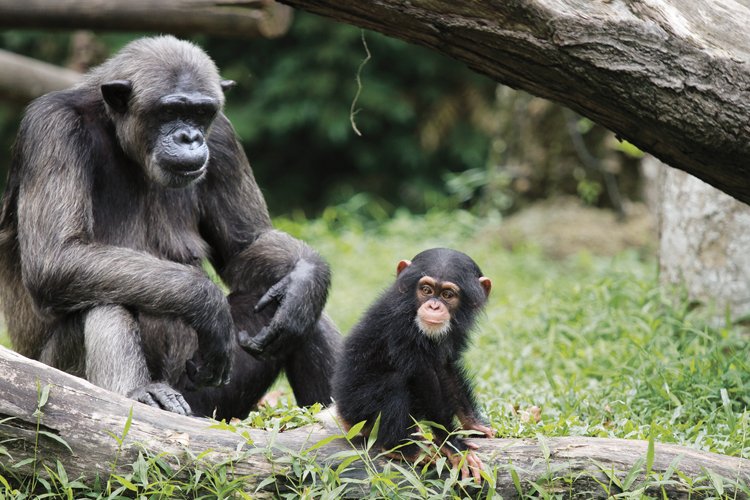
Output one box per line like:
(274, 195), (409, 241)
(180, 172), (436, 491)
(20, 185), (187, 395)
(174, 164), (207, 179)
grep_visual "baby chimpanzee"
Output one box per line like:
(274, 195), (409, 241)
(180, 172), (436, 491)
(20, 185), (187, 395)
(333, 248), (494, 483)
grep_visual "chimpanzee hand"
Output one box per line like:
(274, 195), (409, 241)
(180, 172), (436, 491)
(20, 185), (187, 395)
(129, 382), (192, 415)
(185, 288), (235, 387)
(238, 258), (323, 359)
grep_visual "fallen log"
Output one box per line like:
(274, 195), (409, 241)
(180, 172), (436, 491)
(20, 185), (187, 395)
(0, 346), (747, 497)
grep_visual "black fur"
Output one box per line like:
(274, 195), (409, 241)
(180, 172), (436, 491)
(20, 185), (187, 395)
(0, 36), (341, 418)
(333, 248), (490, 456)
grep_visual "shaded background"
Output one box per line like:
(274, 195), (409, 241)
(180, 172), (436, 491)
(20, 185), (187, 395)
(0, 12), (644, 220)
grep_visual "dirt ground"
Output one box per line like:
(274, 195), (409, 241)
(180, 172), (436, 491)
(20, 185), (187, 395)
(495, 197), (656, 259)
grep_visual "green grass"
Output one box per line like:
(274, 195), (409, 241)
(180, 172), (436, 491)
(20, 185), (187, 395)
(281, 208), (750, 458)
(3, 208), (750, 497)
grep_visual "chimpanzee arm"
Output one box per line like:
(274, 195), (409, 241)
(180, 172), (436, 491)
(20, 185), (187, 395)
(199, 116), (331, 358)
(14, 100), (233, 387)
(371, 378), (423, 458)
(445, 360), (494, 438)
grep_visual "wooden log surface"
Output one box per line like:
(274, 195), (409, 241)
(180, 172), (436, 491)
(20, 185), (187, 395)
(1, 346), (748, 497)
(0, 0), (293, 39)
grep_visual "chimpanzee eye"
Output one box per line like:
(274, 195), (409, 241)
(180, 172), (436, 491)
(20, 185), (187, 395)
(420, 285), (433, 296)
(441, 290), (455, 300)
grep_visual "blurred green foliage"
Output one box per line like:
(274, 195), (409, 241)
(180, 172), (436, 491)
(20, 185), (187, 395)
(0, 14), (496, 216)
(202, 14), (496, 214)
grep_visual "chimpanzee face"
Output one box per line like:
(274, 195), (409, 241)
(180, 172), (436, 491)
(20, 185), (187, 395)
(144, 91), (219, 187)
(101, 76), (233, 188)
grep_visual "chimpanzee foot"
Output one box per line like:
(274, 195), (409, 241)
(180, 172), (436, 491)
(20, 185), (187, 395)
(128, 382), (192, 415)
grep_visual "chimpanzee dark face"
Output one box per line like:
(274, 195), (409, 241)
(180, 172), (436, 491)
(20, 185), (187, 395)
(146, 91), (219, 187)
(101, 77), (232, 189)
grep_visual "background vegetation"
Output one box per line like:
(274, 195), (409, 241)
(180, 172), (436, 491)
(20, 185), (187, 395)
(0, 13), (642, 217)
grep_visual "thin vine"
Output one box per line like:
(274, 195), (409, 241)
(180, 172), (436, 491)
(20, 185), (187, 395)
(350, 30), (371, 136)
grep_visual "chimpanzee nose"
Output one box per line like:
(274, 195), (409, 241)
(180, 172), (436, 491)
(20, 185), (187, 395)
(175, 130), (204, 149)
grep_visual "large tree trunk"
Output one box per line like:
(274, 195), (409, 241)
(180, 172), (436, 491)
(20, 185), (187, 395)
(277, 0), (750, 206)
(0, 0), (292, 39)
(647, 156), (750, 322)
(1, 346), (748, 498)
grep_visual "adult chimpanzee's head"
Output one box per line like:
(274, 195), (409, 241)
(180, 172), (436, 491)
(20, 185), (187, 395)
(88, 36), (234, 188)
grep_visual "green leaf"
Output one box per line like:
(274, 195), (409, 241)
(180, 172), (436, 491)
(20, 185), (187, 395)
(366, 413), (381, 450)
(335, 454), (361, 475)
(346, 420), (366, 441)
(306, 433), (341, 452)
(111, 474), (137, 492)
(509, 463), (523, 495)
(38, 383), (51, 408)
(646, 430), (655, 477)
(12, 457), (35, 469)
(255, 475), (276, 491)
(38, 430), (73, 454)
(706, 468), (725, 496)
(122, 406), (133, 441)
(537, 434), (550, 462)
(0, 474), (13, 491)
(390, 461), (427, 495)
(56, 459), (68, 485)
(623, 457), (645, 491)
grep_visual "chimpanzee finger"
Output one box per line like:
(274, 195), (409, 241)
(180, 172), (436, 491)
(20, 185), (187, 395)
(466, 451), (484, 484)
(238, 326), (280, 358)
(255, 275), (291, 312)
(465, 441), (479, 450)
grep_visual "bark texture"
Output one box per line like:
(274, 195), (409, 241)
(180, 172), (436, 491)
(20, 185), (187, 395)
(279, 0), (750, 205)
(1, 346), (748, 497)
(649, 156), (750, 321)
(0, 0), (292, 38)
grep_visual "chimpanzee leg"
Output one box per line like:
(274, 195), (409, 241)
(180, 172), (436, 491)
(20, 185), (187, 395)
(83, 305), (149, 394)
(83, 305), (191, 414)
(284, 313), (342, 407)
(39, 316), (85, 376)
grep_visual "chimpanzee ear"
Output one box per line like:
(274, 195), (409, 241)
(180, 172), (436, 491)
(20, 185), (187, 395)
(101, 80), (133, 113)
(220, 80), (237, 93)
(479, 277), (492, 297)
(396, 260), (411, 276)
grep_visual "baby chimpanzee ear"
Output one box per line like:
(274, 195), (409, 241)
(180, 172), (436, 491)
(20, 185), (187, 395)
(479, 277), (492, 297)
(396, 260), (412, 276)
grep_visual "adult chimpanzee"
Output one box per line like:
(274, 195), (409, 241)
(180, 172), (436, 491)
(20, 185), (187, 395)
(333, 248), (494, 483)
(0, 36), (341, 419)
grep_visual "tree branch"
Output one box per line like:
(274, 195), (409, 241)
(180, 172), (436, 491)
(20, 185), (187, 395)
(0, 50), (82, 103)
(1, 346), (748, 497)
(0, 0), (292, 39)
(277, 0), (750, 205)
